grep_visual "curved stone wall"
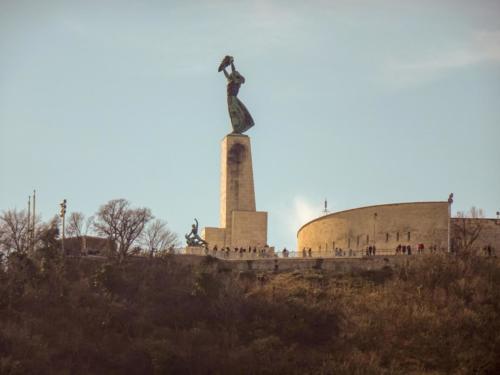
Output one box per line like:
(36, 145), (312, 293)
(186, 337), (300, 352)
(297, 202), (449, 255)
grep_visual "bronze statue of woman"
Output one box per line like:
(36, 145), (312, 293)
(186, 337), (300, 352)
(218, 56), (255, 134)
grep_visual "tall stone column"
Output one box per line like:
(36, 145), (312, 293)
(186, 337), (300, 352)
(220, 134), (256, 243)
(203, 134), (267, 249)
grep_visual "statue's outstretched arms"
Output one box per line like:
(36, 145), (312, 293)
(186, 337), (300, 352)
(222, 67), (230, 80)
(230, 62), (235, 72)
(194, 218), (199, 230)
(218, 55), (234, 75)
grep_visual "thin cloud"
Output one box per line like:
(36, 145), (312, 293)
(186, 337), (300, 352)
(383, 30), (500, 88)
(285, 196), (321, 240)
(293, 196), (318, 229)
(271, 195), (338, 250)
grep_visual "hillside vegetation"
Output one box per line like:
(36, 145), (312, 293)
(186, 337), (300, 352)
(0, 249), (499, 374)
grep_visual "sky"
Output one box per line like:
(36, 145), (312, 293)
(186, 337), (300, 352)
(1, 0), (499, 250)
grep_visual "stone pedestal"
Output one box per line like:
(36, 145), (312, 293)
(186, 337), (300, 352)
(184, 246), (207, 255)
(203, 134), (268, 249)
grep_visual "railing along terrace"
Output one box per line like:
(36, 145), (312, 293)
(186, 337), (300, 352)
(184, 247), (277, 260)
(278, 247), (434, 258)
(178, 246), (439, 260)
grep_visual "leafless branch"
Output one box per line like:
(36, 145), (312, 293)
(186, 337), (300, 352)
(452, 206), (485, 252)
(94, 199), (153, 261)
(0, 209), (30, 254)
(66, 212), (95, 238)
(140, 219), (179, 257)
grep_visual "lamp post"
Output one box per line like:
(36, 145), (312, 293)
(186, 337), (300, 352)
(447, 193), (454, 253)
(27, 196), (31, 252)
(373, 212), (377, 247)
(60, 199), (67, 254)
(32, 190), (36, 252)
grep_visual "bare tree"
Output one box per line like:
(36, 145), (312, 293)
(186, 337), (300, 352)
(65, 212), (94, 255)
(467, 207), (484, 219)
(140, 219), (178, 257)
(0, 209), (31, 254)
(94, 199), (153, 261)
(66, 212), (94, 238)
(452, 206), (485, 252)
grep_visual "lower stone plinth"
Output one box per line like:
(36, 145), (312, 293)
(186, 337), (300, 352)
(184, 246), (208, 255)
(231, 210), (267, 248)
(202, 227), (226, 249)
(202, 211), (267, 249)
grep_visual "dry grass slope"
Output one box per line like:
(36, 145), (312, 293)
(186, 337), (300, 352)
(0, 248), (498, 374)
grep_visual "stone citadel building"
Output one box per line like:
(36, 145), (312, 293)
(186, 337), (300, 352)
(297, 201), (500, 255)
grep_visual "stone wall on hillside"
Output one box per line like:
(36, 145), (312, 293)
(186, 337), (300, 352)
(173, 253), (427, 273)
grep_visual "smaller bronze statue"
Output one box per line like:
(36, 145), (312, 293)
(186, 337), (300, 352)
(185, 218), (208, 247)
(218, 55), (255, 134)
